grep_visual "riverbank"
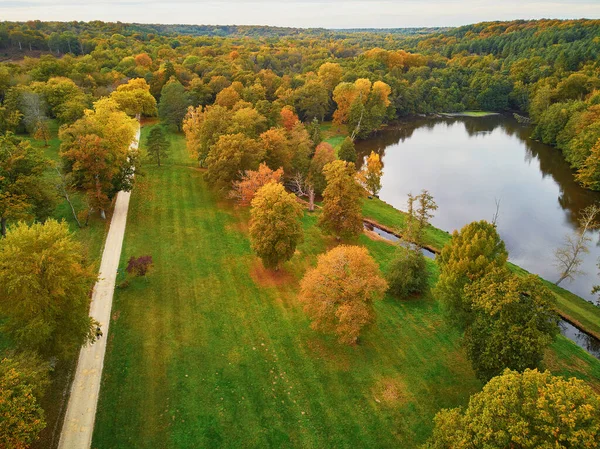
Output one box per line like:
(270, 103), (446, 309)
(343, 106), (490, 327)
(361, 197), (600, 341)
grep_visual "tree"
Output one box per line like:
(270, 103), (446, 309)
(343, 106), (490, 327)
(319, 160), (364, 240)
(434, 220), (508, 327)
(146, 125), (170, 167)
(294, 80), (329, 122)
(280, 106), (299, 131)
(318, 62), (343, 92)
(308, 142), (336, 196)
(0, 220), (98, 359)
(33, 119), (50, 146)
(158, 79), (190, 130)
(299, 245), (387, 345)
(59, 97), (138, 219)
(230, 163), (284, 206)
(19, 91), (48, 135)
(249, 183), (304, 270)
(111, 78), (157, 120)
(464, 267), (559, 381)
(386, 247), (428, 299)
(205, 133), (264, 190)
(183, 105), (231, 167)
(0, 133), (55, 237)
(406, 190), (438, 245)
(358, 151), (383, 196)
(260, 128), (292, 174)
(338, 137), (357, 163)
(425, 369), (600, 449)
(554, 204), (599, 285)
(306, 117), (322, 148)
(0, 357), (47, 449)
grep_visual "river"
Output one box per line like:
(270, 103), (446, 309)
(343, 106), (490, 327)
(356, 115), (600, 358)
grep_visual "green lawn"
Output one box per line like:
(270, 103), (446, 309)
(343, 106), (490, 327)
(93, 129), (600, 449)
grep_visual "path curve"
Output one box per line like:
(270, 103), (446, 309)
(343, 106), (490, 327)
(58, 128), (140, 449)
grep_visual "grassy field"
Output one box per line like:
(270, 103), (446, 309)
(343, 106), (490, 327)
(93, 128), (600, 449)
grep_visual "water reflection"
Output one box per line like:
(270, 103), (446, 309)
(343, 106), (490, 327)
(356, 115), (600, 303)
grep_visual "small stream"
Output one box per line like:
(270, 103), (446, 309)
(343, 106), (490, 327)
(366, 221), (600, 360)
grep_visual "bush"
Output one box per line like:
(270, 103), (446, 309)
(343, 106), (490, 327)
(386, 247), (428, 298)
(126, 255), (153, 277)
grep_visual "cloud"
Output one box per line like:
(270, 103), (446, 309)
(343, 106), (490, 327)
(1, 0), (599, 27)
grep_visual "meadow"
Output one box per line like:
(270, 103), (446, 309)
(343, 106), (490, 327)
(92, 127), (600, 448)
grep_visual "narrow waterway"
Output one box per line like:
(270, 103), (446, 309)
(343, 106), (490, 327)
(356, 115), (600, 358)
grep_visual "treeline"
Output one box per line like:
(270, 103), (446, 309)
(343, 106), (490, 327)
(0, 19), (599, 187)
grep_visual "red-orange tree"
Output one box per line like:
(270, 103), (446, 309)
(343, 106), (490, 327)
(230, 163), (284, 206)
(299, 245), (388, 344)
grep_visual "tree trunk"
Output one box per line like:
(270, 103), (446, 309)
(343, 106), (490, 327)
(157, 151), (161, 167)
(308, 188), (315, 212)
(0, 217), (6, 238)
(18, 41), (22, 51)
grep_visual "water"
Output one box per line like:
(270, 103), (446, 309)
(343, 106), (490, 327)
(356, 115), (600, 305)
(560, 320), (600, 359)
(363, 222), (436, 259)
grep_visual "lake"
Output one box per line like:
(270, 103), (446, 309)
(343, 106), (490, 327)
(356, 115), (600, 304)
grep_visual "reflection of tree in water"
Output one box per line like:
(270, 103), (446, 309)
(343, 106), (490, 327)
(358, 115), (600, 230)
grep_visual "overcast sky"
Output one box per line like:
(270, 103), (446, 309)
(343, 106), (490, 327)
(1, 0), (599, 28)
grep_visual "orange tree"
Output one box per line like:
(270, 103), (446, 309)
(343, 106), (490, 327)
(299, 245), (387, 344)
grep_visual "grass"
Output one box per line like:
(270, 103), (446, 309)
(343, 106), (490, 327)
(93, 128), (600, 449)
(440, 111), (499, 117)
(320, 121), (348, 149)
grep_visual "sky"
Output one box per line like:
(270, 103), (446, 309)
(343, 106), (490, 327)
(1, 0), (599, 28)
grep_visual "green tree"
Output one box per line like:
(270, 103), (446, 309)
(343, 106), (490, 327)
(338, 137), (357, 163)
(0, 220), (98, 359)
(319, 160), (364, 240)
(146, 125), (170, 167)
(249, 183), (304, 269)
(386, 247), (428, 299)
(425, 369), (600, 449)
(464, 267), (559, 381)
(158, 79), (190, 131)
(0, 133), (55, 237)
(434, 220), (508, 327)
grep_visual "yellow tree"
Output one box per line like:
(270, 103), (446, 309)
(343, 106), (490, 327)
(358, 151), (383, 196)
(299, 245), (388, 344)
(317, 62), (343, 92)
(425, 369), (600, 449)
(249, 183), (304, 269)
(110, 78), (157, 120)
(319, 160), (364, 240)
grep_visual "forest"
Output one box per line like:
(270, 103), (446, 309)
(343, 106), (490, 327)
(1, 18), (600, 449)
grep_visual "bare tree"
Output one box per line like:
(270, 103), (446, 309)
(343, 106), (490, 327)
(405, 190), (437, 245)
(292, 172), (315, 212)
(55, 167), (82, 228)
(492, 197), (501, 226)
(554, 205), (600, 286)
